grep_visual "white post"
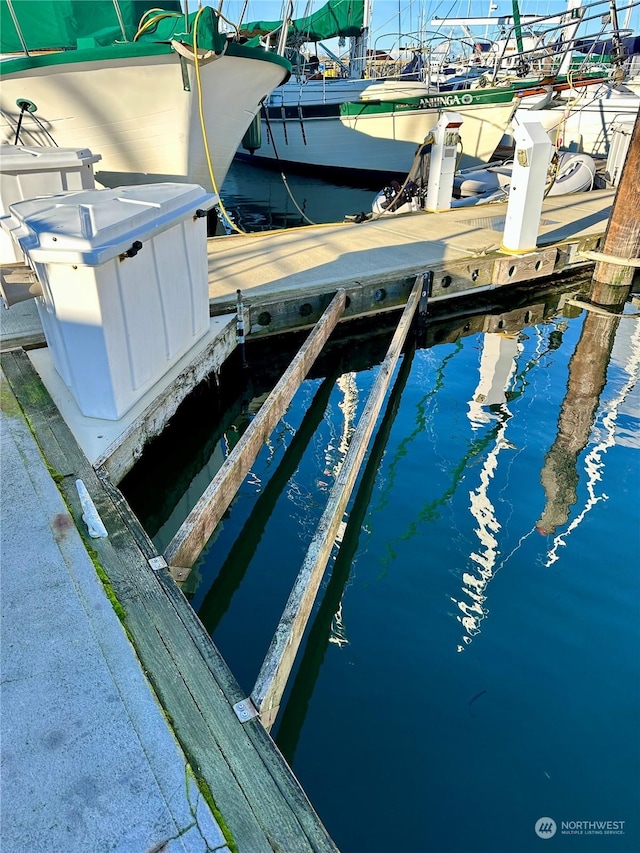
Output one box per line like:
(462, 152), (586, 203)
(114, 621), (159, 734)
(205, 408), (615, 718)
(501, 114), (553, 254)
(425, 111), (463, 212)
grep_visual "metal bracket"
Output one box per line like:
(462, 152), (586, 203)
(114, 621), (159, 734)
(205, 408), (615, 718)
(419, 271), (433, 312)
(179, 55), (191, 92)
(233, 698), (259, 723)
(148, 556), (168, 572)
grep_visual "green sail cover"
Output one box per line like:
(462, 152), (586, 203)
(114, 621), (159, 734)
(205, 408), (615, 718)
(134, 7), (227, 54)
(0, 0), (182, 52)
(241, 0), (364, 41)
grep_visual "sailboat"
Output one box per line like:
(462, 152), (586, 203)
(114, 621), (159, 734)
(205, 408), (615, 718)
(235, 0), (522, 180)
(235, 0), (634, 181)
(439, 0), (640, 156)
(0, 0), (291, 192)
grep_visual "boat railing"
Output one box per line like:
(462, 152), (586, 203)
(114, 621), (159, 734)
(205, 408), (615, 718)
(483, 0), (640, 84)
(258, 0), (294, 57)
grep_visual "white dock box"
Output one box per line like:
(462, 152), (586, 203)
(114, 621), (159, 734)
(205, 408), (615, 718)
(2, 183), (216, 420)
(0, 145), (101, 263)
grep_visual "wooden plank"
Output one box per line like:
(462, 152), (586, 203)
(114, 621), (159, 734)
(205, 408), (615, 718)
(3, 350), (339, 853)
(164, 289), (347, 570)
(492, 247), (558, 285)
(252, 275), (423, 731)
(0, 349), (75, 478)
(95, 315), (237, 483)
(157, 575), (339, 852)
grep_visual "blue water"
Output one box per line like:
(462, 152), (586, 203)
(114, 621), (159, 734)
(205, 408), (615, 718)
(218, 158), (381, 231)
(122, 158), (640, 851)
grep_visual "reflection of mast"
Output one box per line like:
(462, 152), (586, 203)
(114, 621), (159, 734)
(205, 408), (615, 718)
(322, 372), (358, 482)
(374, 342), (463, 513)
(544, 317), (640, 565)
(275, 346), (416, 762)
(453, 333), (520, 652)
(536, 311), (623, 536)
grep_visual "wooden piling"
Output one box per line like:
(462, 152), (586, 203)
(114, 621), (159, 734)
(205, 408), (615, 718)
(163, 289), (346, 570)
(251, 275), (423, 732)
(591, 112), (640, 308)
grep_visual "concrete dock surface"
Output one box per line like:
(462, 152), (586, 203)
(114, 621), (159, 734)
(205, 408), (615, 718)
(206, 189), (615, 310)
(0, 376), (230, 852)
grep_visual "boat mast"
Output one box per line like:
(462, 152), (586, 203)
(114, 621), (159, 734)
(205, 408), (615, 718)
(511, 0), (525, 56)
(349, 0), (372, 78)
(608, 0), (626, 68)
(557, 0), (584, 76)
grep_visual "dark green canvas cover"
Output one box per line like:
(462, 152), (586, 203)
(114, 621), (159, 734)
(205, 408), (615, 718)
(241, 0), (364, 41)
(0, 0), (182, 52)
(135, 7), (227, 54)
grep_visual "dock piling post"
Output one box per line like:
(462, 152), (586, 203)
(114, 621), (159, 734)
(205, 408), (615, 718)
(590, 112), (640, 309)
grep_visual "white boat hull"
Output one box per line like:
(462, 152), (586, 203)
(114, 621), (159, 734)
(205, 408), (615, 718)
(0, 49), (289, 191)
(514, 85), (640, 155)
(242, 99), (517, 178)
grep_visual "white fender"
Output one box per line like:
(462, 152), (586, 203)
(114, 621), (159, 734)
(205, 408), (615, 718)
(546, 152), (596, 196)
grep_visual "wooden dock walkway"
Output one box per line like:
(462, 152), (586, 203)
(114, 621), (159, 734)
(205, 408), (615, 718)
(206, 189), (614, 335)
(0, 187), (618, 853)
(1, 349), (340, 853)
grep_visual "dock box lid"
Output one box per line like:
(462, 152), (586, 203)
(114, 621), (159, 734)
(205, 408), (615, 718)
(0, 145), (102, 172)
(1, 183), (218, 265)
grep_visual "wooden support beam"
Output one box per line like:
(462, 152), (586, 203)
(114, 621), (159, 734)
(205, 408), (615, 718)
(252, 274), (423, 732)
(163, 289), (347, 570)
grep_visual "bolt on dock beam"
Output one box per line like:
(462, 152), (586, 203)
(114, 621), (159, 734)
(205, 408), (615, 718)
(163, 289), (346, 571)
(251, 274), (424, 732)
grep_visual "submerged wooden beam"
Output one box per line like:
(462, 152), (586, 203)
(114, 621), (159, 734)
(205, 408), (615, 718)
(251, 274), (423, 732)
(163, 289), (347, 570)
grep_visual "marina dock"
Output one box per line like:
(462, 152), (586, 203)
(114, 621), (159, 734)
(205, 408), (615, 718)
(205, 189), (614, 334)
(0, 185), (620, 852)
(1, 348), (340, 853)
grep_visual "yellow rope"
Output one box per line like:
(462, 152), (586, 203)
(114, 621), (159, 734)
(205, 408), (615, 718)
(133, 10), (181, 42)
(192, 6), (245, 234)
(192, 6), (354, 237)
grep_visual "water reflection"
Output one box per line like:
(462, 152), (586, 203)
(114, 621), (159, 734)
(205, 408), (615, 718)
(543, 315), (640, 566)
(454, 334), (520, 651)
(118, 282), (640, 853)
(536, 309), (634, 536)
(275, 346), (415, 761)
(452, 321), (565, 651)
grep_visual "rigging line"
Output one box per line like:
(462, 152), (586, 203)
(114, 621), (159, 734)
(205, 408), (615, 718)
(261, 105), (318, 226)
(29, 111), (58, 147)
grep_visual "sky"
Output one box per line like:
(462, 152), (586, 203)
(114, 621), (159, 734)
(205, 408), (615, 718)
(213, 0), (639, 50)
